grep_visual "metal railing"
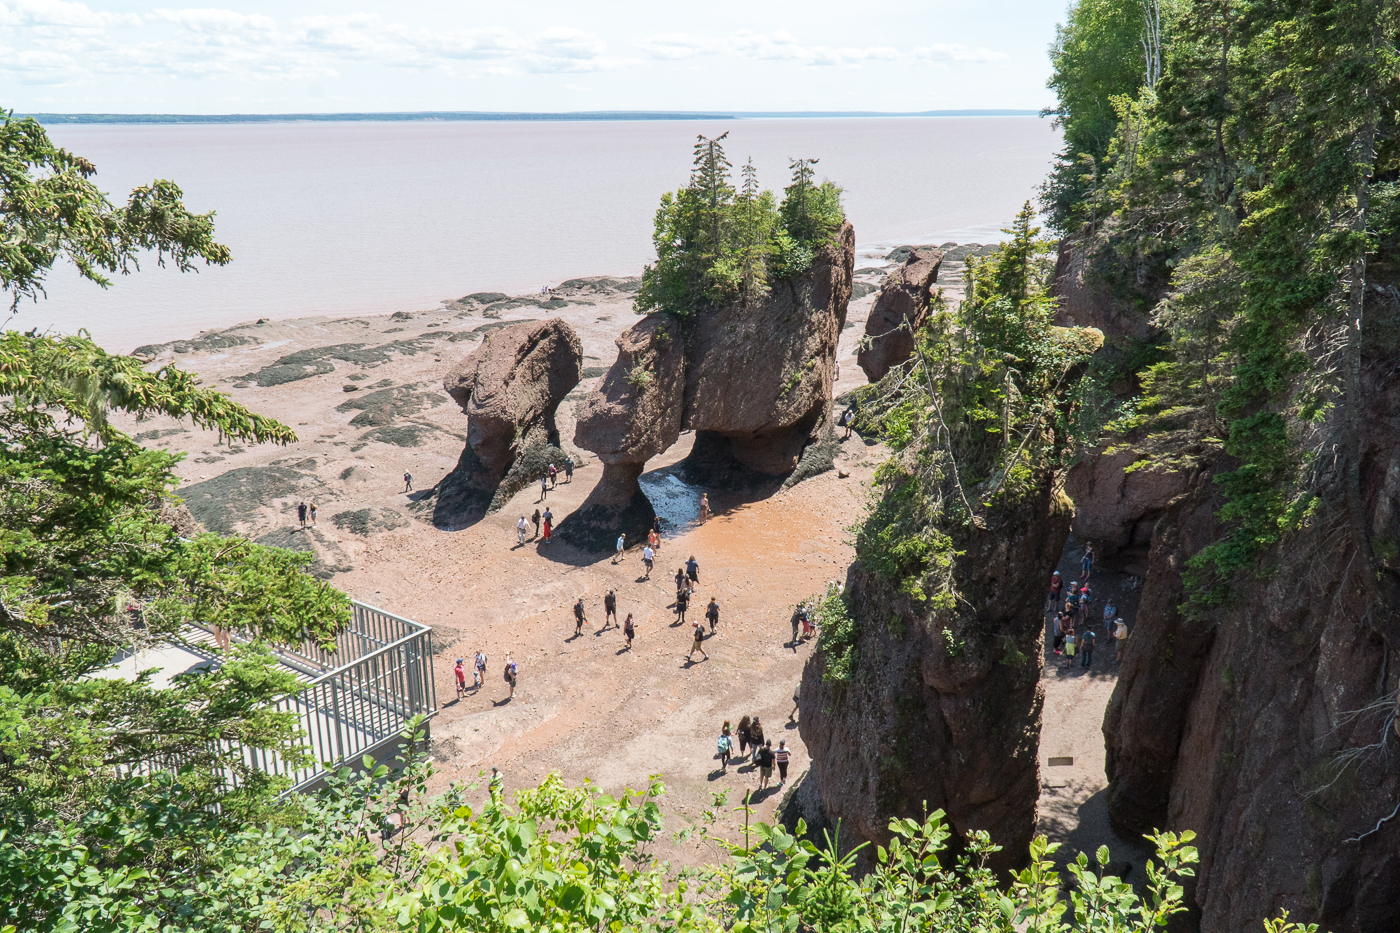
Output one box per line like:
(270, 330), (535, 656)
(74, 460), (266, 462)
(130, 600), (437, 794)
(240, 601), (438, 792)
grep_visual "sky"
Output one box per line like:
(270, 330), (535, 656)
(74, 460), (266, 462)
(1, 0), (1069, 113)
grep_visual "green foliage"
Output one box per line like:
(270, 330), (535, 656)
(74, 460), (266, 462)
(1041, 0), (1172, 231)
(850, 205), (1099, 606)
(1046, 0), (1400, 610)
(809, 584), (859, 682)
(635, 136), (845, 317)
(1, 111), (230, 311)
(0, 124), (357, 932)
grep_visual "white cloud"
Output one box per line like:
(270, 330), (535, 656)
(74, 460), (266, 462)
(0, 0), (136, 29)
(913, 43), (1007, 64)
(0, 45), (86, 83)
(635, 33), (716, 61)
(150, 7), (274, 34)
(639, 29), (901, 68)
(0, 5), (1015, 94)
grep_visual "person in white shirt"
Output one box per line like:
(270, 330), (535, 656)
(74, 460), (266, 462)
(613, 533), (626, 564)
(642, 544), (655, 578)
(516, 516), (528, 546)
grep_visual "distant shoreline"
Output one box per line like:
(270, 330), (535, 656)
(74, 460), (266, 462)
(23, 109), (1043, 126)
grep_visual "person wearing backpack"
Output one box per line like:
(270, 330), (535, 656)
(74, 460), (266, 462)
(573, 597), (586, 637)
(474, 650), (487, 689)
(717, 723), (733, 770)
(754, 740), (775, 790)
(504, 654), (518, 698)
(675, 587), (690, 624)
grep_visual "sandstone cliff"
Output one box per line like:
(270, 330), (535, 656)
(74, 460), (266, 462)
(856, 247), (943, 383)
(1083, 245), (1400, 932)
(796, 483), (1071, 876)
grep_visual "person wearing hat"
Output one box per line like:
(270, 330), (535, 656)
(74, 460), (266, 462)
(613, 532), (626, 564)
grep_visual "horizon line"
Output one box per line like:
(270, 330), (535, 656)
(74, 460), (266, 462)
(21, 108), (1044, 125)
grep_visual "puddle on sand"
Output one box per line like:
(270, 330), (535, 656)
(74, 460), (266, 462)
(637, 468), (703, 534)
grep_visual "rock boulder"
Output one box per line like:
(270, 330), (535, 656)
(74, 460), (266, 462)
(435, 320), (582, 524)
(857, 247), (943, 382)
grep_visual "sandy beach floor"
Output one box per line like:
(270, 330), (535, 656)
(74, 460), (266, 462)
(117, 250), (1135, 867)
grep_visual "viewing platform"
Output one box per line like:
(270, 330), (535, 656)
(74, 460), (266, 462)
(102, 600), (437, 793)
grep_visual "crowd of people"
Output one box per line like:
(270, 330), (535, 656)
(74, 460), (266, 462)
(715, 715), (791, 791)
(1046, 543), (1130, 668)
(450, 465), (823, 797)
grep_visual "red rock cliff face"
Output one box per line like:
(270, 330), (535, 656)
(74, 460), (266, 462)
(1095, 262), (1400, 932)
(797, 482), (1071, 876)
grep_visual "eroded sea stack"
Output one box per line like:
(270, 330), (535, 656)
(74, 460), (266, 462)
(562, 222), (854, 547)
(434, 319), (582, 525)
(794, 486), (1071, 876)
(856, 246), (943, 382)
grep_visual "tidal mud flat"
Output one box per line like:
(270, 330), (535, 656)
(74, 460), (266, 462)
(118, 245), (1065, 865)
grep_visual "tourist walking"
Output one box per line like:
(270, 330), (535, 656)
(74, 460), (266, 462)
(547, 463), (558, 488)
(623, 613), (635, 649)
(686, 555), (699, 591)
(705, 596), (719, 634)
(1078, 586), (1092, 626)
(309, 502), (317, 525)
(675, 587), (690, 624)
(454, 658), (467, 700)
(648, 528), (660, 553)
(737, 715), (752, 757)
(700, 493), (711, 521)
(1080, 626), (1096, 668)
(774, 740), (791, 785)
(718, 723), (733, 771)
(1114, 618), (1129, 662)
(613, 533), (626, 564)
(790, 685), (800, 722)
(297, 502), (308, 528)
(489, 767), (504, 804)
(504, 654), (518, 698)
(790, 604), (805, 646)
(542, 509), (553, 544)
(686, 620), (708, 662)
(1062, 629), (1077, 667)
(474, 650), (487, 689)
(604, 589), (618, 628)
(674, 567), (687, 593)
(539, 474), (549, 502)
(1052, 611), (1065, 655)
(642, 544), (655, 578)
(517, 515), (528, 546)
(755, 740), (775, 790)
(1048, 570), (1063, 611)
(531, 508), (541, 539)
(564, 455), (574, 483)
(1081, 542), (1095, 581)
(749, 716), (765, 751)
(573, 597), (586, 637)
(404, 472), (413, 493)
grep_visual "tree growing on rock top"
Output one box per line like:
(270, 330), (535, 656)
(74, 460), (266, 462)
(635, 135), (846, 318)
